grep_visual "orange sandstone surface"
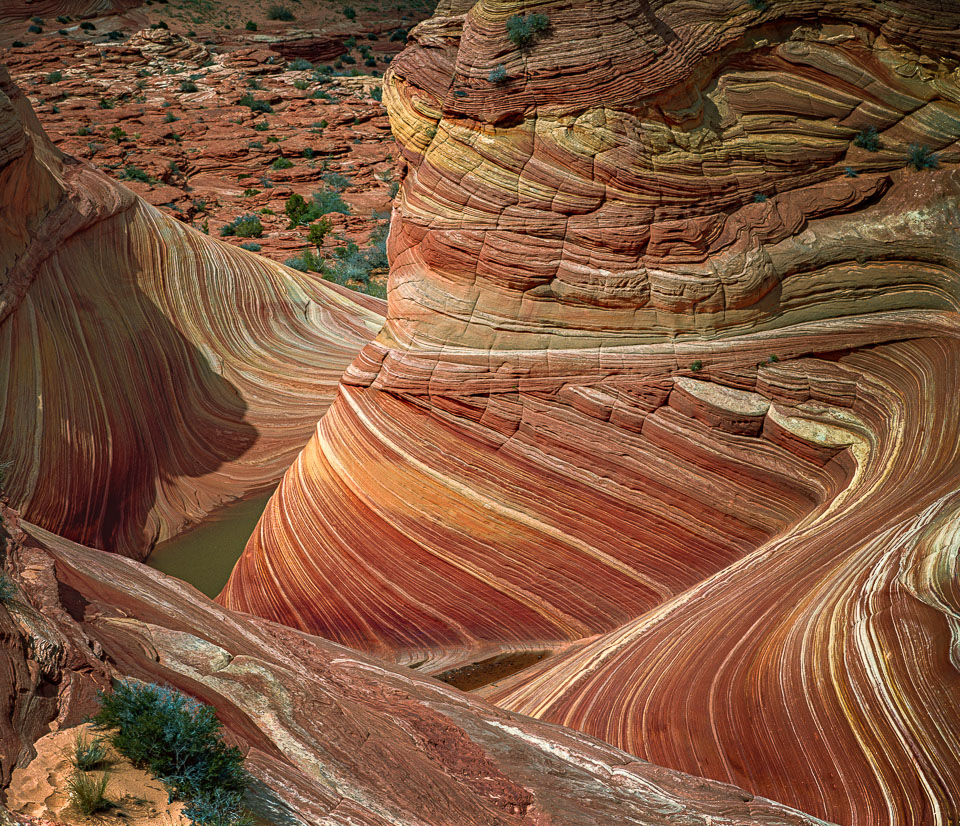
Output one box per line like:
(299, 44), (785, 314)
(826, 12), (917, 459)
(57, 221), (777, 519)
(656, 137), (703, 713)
(0, 501), (828, 825)
(219, 1), (960, 824)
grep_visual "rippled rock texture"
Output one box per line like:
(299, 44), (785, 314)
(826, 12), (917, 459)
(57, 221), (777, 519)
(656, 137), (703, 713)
(0, 503), (827, 825)
(223, 1), (960, 824)
(0, 64), (383, 558)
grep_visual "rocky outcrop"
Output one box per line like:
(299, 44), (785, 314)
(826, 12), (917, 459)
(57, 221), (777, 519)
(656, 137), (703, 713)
(0, 64), (383, 558)
(0, 503), (828, 825)
(222, 1), (960, 824)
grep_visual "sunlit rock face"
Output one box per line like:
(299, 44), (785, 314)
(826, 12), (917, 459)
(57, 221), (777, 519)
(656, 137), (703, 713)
(0, 65), (384, 558)
(0, 503), (828, 826)
(220, 1), (960, 822)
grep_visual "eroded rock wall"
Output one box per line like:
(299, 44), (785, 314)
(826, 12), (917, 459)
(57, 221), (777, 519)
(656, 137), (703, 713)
(222, 2), (960, 823)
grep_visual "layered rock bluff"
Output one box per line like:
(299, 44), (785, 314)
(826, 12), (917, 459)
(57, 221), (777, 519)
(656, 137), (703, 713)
(0, 502), (828, 825)
(222, 1), (960, 824)
(0, 65), (383, 558)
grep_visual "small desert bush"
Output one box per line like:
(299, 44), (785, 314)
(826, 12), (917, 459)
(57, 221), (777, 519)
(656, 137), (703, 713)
(66, 769), (112, 816)
(179, 79), (198, 92)
(288, 58), (313, 71)
(92, 681), (248, 826)
(245, 20), (257, 31)
(69, 732), (109, 771)
(505, 13), (548, 48)
(0, 574), (16, 605)
(271, 156), (293, 169)
(219, 214), (263, 238)
(488, 63), (507, 83)
(267, 4), (295, 20)
(123, 165), (152, 182)
(237, 93), (272, 113)
(853, 126), (880, 152)
(46, 70), (62, 83)
(343, 6), (356, 19)
(240, 241), (261, 251)
(907, 143), (939, 170)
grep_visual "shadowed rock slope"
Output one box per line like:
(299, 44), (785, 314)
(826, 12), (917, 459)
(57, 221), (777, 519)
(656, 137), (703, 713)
(222, 1), (960, 824)
(0, 64), (383, 559)
(0, 502), (829, 825)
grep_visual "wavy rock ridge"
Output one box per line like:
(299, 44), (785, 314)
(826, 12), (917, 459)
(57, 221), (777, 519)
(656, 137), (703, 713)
(0, 503), (828, 825)
(0, 64), (383, 558)
(223, 1), (960, 824)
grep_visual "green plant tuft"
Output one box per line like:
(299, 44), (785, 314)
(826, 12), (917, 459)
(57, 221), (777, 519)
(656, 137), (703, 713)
(69, 731), (109, 771)
(907, 143), (939, 171)
(66, 769), (112, 816)
(506, 13), (548, 48)
(853, 126), (880, 152)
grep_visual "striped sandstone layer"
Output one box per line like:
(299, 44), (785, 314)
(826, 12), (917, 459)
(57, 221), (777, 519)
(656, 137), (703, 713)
(0, 502), (829, 826)
(0, 64), (383, 558)
(223, 1), (960, 823)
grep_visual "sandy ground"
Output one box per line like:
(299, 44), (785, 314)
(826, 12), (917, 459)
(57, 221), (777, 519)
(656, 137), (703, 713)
(8, 723), (188, 826)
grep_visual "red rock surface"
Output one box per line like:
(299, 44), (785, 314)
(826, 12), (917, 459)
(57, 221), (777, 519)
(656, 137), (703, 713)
(222, 2), (960, 824)
(0, 501), (828, 825)
(0, 63), (383, 559)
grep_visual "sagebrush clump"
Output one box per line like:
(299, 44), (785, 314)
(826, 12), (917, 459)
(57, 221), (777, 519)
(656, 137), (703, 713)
(92, 681), (249, 826)
(506, 13), (548, 48)
(220, 214), (264, 238)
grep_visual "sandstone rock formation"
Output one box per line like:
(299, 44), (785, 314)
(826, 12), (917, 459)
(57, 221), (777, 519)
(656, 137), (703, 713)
(0, 64), (383, 558)
(221, 1), (960, 823)
(0, 502), (828, 825)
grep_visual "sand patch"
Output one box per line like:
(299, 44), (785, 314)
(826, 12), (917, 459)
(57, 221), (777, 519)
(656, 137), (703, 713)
(8, 723), (189, 826)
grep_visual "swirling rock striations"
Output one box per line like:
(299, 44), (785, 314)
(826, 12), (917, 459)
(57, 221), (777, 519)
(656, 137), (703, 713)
(0, 64), (384, 558)
(223, 1), (960, 824)
(0, 503), (827, 825)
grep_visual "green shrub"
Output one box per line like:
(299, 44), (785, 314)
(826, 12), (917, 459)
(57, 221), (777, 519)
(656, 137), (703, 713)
(285, 249), (319, 271)
(107, 30), (123, 40)
(69, 731), (109, 771)
(80, 21), (95, 30)
(164, 111), (179, 123)
(322, 172), (352, 192)
(505, 13), (548, 48)
(907, 143), (939, 170)
(252, 120), (269, 131)
(93, 682), (248, 825)
(285, 193), (308, 226)
(46, 70), (63, 83)
(341, 54), (356, 65)
(307, 217), (332, 250)
(748, 0), (768, 9)
(389, 28), (407, 42)
(27, 25), (42, 34)
(237, 93), (273, 113)
(489, 64), (507, 83)
(343, 6), (356, 19)
(853, 126), (880, 152)
(77, 125), (91, 136)
(220, 214), (264, 237)
(0, 574), (16, 605)
(267, 4), (295, 20)
(293, 78), (308, 90)
(388, 180), (399, 199)
(312, 89), (332, 100)
(99, 97), (114, 109)
(57, 15), (71, 23)
(323, 218), (389, 290)
(67, 769), (112, 816)
(370, 85), (382, 101)
(288, 58), (313, 71)
(753, 192), (767, 203)
(180, 80), (199, 92)
(109, 125), (127, 141)
(240, 241), (261, 251)
(11, 41), (26, 47)
(365, 57), (376, 67)
(690, 360), (702, 372)
(272, 156), (293, 169)
(242, 188), (260, 197)
(123, 165), (152, 182)
(245, 20), (257, 31)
